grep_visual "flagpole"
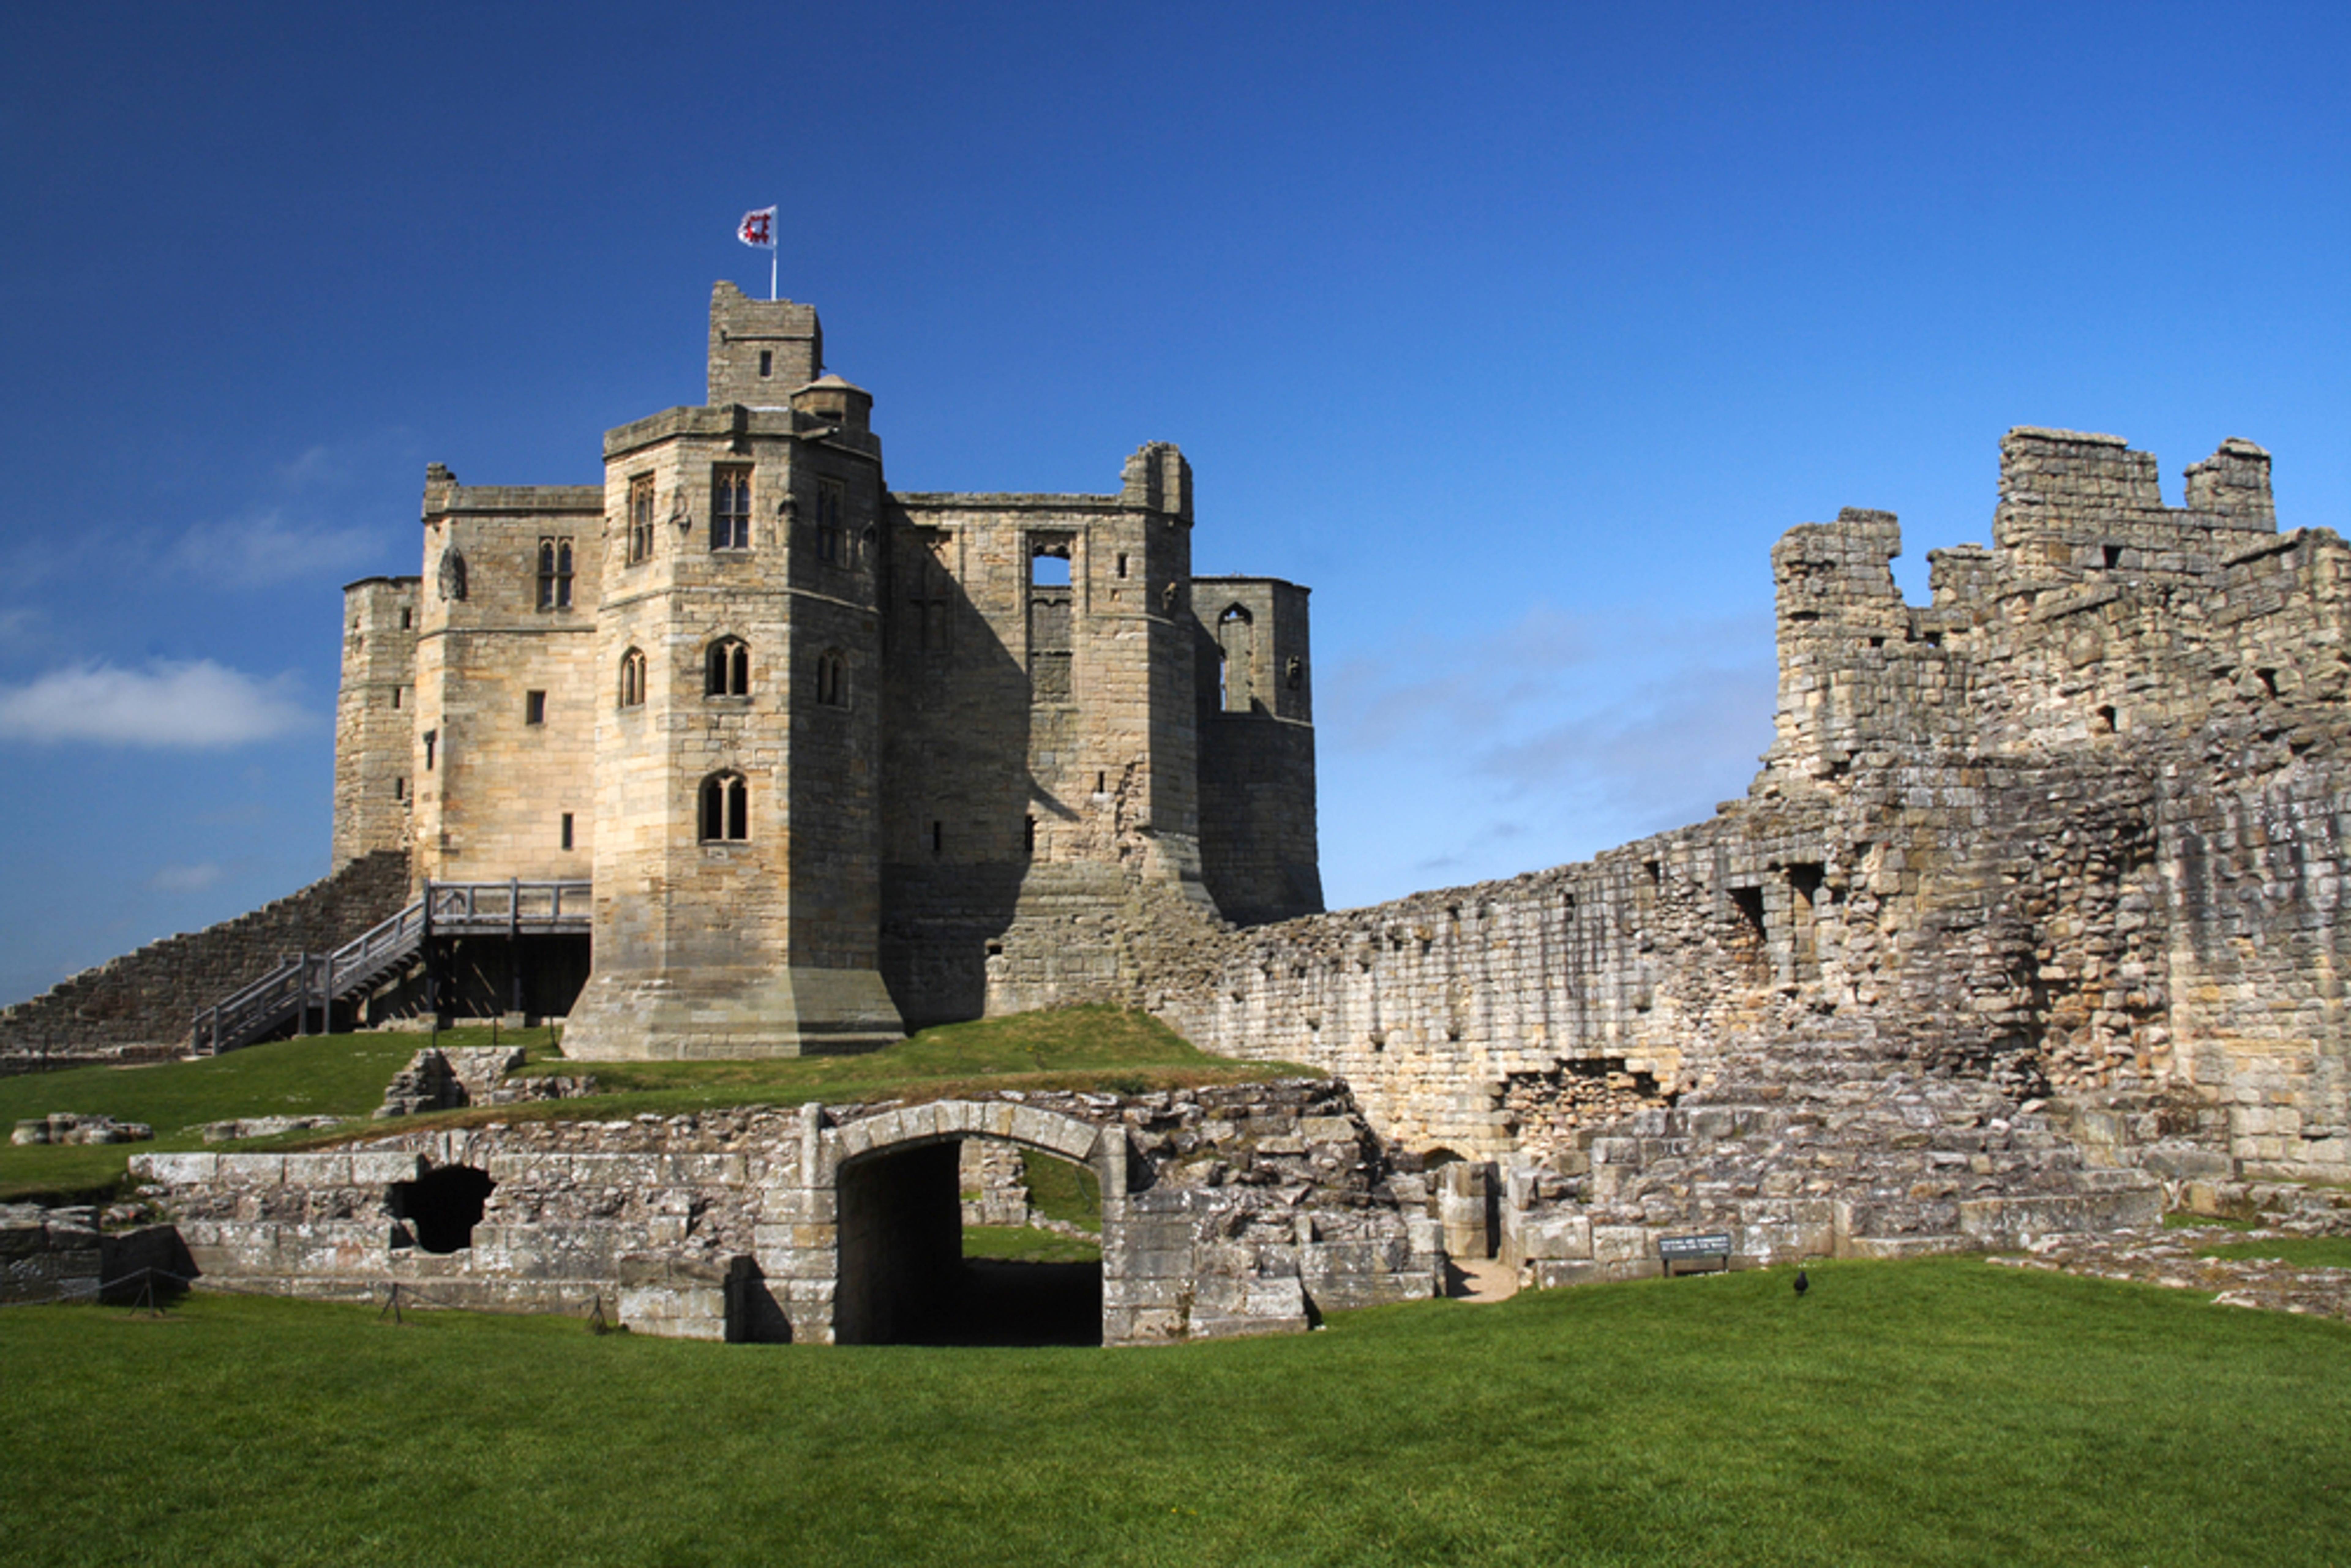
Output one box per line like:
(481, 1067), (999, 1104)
(771, 243), (777, 302)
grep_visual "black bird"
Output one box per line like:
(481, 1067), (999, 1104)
(1793, 1266), (1810, 1297)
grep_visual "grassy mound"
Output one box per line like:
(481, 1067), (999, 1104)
(512, 1004), (1306, 1124)
(2, 1257), (2346, 1565)
(0, 1031), (429, 1202)
(0, 1007), (1299, 1201)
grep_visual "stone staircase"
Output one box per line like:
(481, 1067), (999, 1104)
(1501, 1033), (2163, 1285)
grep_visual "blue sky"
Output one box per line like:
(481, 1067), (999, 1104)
(2, 1), (2346, 1005)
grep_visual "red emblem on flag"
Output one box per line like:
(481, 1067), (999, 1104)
(738, 207), (777, 249)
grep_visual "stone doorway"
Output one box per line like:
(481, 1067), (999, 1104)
(834, 1134), (1105, 1346)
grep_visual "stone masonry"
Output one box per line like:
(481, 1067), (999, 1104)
(128, 1080), (1439, 1344)
(0, 850), (412, 1062)
(321, 284), (1319, 1059)
(1109, 428), (2351, 1196)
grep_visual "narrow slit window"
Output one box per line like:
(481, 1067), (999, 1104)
(399, 607), (412, 630)
(816, 478), (846, 564)
(1024, 815), (1037, 856)
(560, 812), (574, 850)
(627, 474), (656, 564)
(394, 777), (405, 801)
(424, 731), (437, 770)
(931, 820), (943, 856)
(758, 349), (773, 378)
(390, 687), (401, 709)
(525, 690), (546, 725)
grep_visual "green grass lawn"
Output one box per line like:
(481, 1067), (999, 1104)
(2, 1256), (2345, 1567)
(2198, 1234), (2351, 1268)
(502, 1005), (1305, 1120)
(0, 1008), (1296, 1203)
(962, 1223), (1102, 1263)
(0, 1031), (434, 1202)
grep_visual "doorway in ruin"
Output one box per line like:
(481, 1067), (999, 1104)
(833, 1135), (1104, 1346)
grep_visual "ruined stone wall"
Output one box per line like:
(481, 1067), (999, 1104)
(878, 448), (1230, 1026)
(1126, 430), (2351, 1185)
(0, 851), (411, 1055)
(127, 1081), (1436, 1344)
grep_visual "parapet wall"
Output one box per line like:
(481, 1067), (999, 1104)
(0, 851), (413, 1060)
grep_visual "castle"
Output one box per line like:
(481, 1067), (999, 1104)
(331, 283), (1321, 1059)
(8, 294), (2349, 1208)
(11, 290), (2351, 1337)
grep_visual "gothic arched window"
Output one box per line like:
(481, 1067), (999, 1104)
(816, 649), (847, 708)
(699, 771), (748, 842)
(705, 637), (750, 698)
(618, 647), (646, 708)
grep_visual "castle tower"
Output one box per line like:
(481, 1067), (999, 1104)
(1191, 575), (1321, 926)
(332, 575), (422, 866)
(560, 286), (900, 1058)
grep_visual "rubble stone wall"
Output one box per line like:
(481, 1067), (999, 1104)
(0, 850), (413, 1058)
(127, 1080), (1440, 1344)
(1123, 431), (2351, 1185)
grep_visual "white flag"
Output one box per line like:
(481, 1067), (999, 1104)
(738, 207), (777, 249)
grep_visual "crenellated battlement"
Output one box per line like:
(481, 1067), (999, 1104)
(1757, 429), (2337, 792)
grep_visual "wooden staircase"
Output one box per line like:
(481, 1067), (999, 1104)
(189, 880), (589, 1054)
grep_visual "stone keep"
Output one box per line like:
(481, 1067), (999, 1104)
(331, 284), (1322, 1057)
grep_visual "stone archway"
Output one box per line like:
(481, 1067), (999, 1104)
(821, 1100), (1125, 1346)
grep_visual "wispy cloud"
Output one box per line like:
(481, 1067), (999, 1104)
(1319, 601), (1779, 867)
(148, 862), (225, 893)
(0, 661), (311, 747)
(171, 508), (381, 587)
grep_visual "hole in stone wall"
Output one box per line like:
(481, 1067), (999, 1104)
(2094, 704), (2117, 735)
(2257, 668), (2279, 698)
(389, 1164), (495, 1253)
(1787, 863), (1825, 980)
(400, 607), (413, 630)
(932, 820), (944, 856)
(2103, 544), (2123, 569)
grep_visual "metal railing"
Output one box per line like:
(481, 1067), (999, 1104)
(189, 879), (590, 1055)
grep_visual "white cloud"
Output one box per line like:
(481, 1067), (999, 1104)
(149, 862), (225, 893)
(171, 508), (380, 586)
(0, 661), (312, 748)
